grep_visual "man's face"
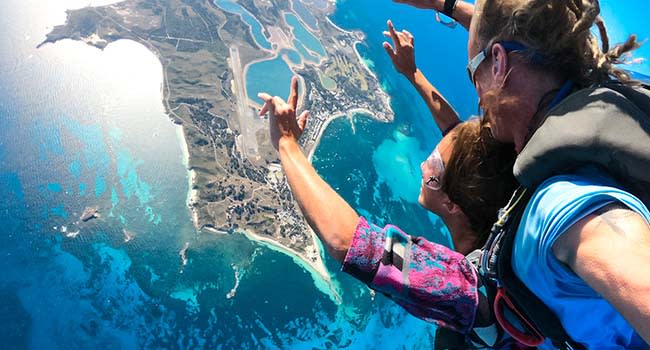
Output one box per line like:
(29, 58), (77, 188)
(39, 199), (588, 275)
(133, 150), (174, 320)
(467, 9), (514, 143)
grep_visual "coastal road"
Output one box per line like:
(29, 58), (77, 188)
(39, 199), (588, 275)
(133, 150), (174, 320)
(229, 46), (263, 160)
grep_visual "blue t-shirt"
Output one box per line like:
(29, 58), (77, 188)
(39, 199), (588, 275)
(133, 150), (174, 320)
(512, 169), (650, 349)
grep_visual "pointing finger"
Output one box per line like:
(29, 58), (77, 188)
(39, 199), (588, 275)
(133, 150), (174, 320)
(387, 20), (400, 50)
(287, 76), (299, 110)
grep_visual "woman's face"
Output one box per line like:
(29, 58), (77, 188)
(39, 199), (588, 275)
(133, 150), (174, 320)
(419, 133), (454, 214)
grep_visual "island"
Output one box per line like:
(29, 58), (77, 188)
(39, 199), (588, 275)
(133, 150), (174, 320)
(40, 0), (394, 291)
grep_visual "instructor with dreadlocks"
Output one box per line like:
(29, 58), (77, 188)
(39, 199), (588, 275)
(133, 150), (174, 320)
(395, 0), (650, 348)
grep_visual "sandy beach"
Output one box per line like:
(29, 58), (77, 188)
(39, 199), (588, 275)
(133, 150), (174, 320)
(239, 227), (342, 304)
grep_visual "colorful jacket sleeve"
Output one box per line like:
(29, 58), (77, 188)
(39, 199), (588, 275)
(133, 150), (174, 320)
(342, 217), (479, 334)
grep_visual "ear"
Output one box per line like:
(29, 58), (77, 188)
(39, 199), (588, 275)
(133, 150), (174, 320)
(443, 198), (463, 215)
(491, 43), (509, 84)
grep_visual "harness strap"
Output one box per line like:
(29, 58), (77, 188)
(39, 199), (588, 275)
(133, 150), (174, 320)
(482, 187), (586, 350)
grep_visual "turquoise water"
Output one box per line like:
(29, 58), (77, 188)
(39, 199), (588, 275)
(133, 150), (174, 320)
(285, 12), (326, 57)
(312, 0), (478, 245)
(291, 0), (318, 31)
(294, 39), (321, 63)
(0, 1), (340, 348)
(284, 49), (302, 65)
(213, 0), (272, 50)
(246, 53), (295, 105)
(2, 0), (648, 348)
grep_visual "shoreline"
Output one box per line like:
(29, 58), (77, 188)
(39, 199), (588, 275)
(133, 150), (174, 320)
(352, 40), (393, 113)
(238, 228), (342, 304)
(241, 49), (309, 110)
(175, 125), (200, 229)
(307, 107), (387, 161)
(213, 0), (274, 54)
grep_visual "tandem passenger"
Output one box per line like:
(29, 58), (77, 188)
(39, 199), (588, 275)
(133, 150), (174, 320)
(258, 75), (520, 348)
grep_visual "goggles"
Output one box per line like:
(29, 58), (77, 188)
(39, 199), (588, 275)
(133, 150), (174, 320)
(421, 148), (445, 191)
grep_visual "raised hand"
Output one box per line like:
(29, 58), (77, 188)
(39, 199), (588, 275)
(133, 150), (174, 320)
(258, 76), (310, 150)
(383, 20), (417, 79)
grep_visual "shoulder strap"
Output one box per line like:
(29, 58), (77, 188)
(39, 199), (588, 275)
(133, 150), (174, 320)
(494, 189), (586, 350)
(479, 187), (585, 349)
(514, 84), (650, 207)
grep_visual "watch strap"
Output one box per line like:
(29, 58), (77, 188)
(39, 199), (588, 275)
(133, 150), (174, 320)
(442, 0), (457, 18)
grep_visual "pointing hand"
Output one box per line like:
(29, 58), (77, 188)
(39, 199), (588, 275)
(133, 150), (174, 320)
(383, 20), (417, 78)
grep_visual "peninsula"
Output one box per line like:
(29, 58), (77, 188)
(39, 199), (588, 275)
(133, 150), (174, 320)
(40, 0), (394, 288)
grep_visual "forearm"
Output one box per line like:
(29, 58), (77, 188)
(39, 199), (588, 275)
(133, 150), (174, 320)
(450, 1), (473, 30)
(278, 138), (359, 263)
(408, 69), (461, 133)
(342, 217), (480, 334)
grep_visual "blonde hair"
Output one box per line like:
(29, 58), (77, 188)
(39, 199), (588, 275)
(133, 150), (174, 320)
(475, 0), (642, 86)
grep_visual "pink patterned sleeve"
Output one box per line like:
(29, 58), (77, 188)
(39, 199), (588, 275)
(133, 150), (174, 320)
(342, 217), (479, 334)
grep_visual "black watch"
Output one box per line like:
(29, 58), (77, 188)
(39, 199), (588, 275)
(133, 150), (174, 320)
(442, 0), (458, 18)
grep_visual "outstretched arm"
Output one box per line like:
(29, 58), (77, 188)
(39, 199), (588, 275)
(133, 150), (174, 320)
(553, 204), (650, 343)
(258, 78), (359, 263)
(383, 20), (461, 134)
(260, 79), (484, 337)
(392, 0), (474, 30)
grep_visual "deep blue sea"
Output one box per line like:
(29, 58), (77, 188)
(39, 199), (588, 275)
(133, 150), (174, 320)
(1, 0), (648, 349)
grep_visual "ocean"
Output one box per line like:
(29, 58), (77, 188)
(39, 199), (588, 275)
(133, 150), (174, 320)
(1, 0), (647, 349)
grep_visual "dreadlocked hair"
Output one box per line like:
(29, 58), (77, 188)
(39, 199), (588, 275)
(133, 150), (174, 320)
(475, 0), (642, 86)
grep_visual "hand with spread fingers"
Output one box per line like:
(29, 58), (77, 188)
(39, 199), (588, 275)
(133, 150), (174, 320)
(383, 20), (417, 79)
(258, 76), (309, 150)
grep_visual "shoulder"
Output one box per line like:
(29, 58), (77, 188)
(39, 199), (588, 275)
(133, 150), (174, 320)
(525, 168), (647, 230)
(553, 202), (650, 267)
(513, 168), (650, 289)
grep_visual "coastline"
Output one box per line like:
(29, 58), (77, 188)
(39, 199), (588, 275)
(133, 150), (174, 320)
(352, 40), (393, 112)
(307, 107), (387, 161)
(241, 49), (309, 110)
(52, 0), (391, 304)
(175, 125), (200, 229)
(238, 227), (342, 304)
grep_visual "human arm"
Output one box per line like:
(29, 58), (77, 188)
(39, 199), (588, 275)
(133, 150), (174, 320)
(259, 78), (481, 334)
(258, 77), (359, 263)
(553, 204), (650, 343)
(383, 20), (461, 134)
(392, 0), (474, 30)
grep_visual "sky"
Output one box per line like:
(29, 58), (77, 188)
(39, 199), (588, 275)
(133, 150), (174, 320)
(600, 0), (650, 75)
